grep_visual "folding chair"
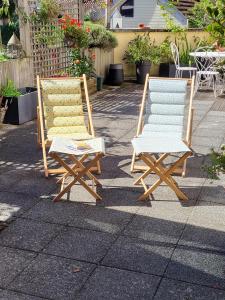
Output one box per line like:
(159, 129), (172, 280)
(37, 74), (101, 177)
(131, 75), (195, 176)
(131, 76), (195, 201)
(48, 137), (105, 202)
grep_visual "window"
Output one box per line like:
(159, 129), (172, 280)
(120, 0), (134, 17)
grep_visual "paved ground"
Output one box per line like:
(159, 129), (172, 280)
(0, 83), (225, 299)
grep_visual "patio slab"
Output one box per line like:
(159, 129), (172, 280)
(9, 254), (96, 300)
(154, 278), (225, 300)
(43, 227), (116, 263)
(102, 235), (174, 275)
(0, 246), (36, 287)
(0, 218), (63, 252)
(77, 266), (160, 300)
(165, 245), (225, 289)
(0, 191), (40, 222)
(0, 290), (43, 300)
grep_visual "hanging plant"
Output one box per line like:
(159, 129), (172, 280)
(59, 15), (90, 48)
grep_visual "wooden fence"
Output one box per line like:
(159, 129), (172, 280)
(0, 58), (33, 88)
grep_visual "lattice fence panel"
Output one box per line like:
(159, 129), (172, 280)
(26, 0), (81, 83)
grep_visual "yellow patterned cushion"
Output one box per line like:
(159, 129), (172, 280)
(41, 79), (81, 94)
(40, 79), (92, 140)
(44, 94), (82, 106)
(47, 132), (92, 140)
(44, 105), (84, 117)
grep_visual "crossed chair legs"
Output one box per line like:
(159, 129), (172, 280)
(49, 150), (192, 203)
(49, 152), (104, 202)
(134, 151), (192, 201)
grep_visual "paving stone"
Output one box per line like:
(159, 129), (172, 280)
(0, 218), (63, 251)
(193, 128), (225, 138)
(0, 192), (39, 222)
(0, 246), (36, 287)
(199, 180), (225, 204)
(179, 223), (225, 252)
(123, 214), (184, 244)
(0, 169), (56, 198)
(192, 136), (223, 148)
(77, 266), (160, 300)
(24, 199), (83, 225)
(9, 254), (95, 300)
(0, 290), (43, 300)
(44, 227), (116, 263)
(165, 246), (225, 289)
(102, 235), (174, 275)
(68, 204), (133, 234)
(154, 278), (225, 300)
(179, 201), (225, 252)
(123, 202), (192, 244)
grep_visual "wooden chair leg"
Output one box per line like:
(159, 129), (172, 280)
(130, 150), (136, 173)
(37, 106), (42, 148)
(42, 142), (49, 178)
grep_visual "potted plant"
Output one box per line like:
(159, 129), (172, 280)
(123, 34), (160, 84)
(59, 15), (90, 49)
(69, 49), (97, 95)
(159, 38), (173, 77)
(1, 80), (38, 125)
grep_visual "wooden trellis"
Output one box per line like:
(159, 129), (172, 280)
(18, 0), (83, 84)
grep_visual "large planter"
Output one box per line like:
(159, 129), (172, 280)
(2, 87), (37, 125)
(159, 63), (170, 77)
(107, 64), (124, 86)
(136, 61), (151, 84)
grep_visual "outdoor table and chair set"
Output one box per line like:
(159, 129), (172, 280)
(37, 72), (195, 203)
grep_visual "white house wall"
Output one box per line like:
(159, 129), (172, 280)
(118, 0), (185, 29)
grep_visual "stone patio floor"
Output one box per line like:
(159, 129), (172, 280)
(0, 83), (225, 299)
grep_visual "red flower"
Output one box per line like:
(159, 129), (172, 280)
(86, 27), (90, 33)
(62, 25), (67, 30)
(139, 23), (145, 28)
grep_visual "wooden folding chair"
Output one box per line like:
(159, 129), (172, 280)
(131, 76), (195, 201)
(48, 137), (105, 202)
(37, 74), (101, 177)
(131, 75), (195, 177)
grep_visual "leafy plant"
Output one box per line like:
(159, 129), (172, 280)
(59, 15), (89, 48)
(204, 145), (225, 179)
(69, 48), (95, 77)
(123, 34), (160, 64)
(189, 0), (213, 28)
(84, 21), (118, 50)
(35, 25), (64, 46)
(38, 0), (61, 20)
(159, 38), (173, 63)
(205, 0), (225, 47)
(1, 80), (21, 97)
(19, 0), (61, 24)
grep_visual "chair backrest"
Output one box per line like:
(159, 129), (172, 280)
(37, 75), (94, 141)
(170, 42), (180, 69)
(137, 76), (194, 144)
(145, 78), (187, 138)
(194, 46), (215, 72)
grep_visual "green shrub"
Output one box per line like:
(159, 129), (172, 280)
(1, 80), (21, 97)
(84, 21), (118, 50)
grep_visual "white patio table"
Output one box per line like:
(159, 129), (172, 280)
(190, 51), (225, 96)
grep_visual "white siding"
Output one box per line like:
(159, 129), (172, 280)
(117, 0), (184, 29)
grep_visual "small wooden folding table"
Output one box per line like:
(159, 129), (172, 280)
(49, 137), (105, 202)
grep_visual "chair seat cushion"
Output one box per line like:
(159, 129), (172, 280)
(132, 136), (190, 154)
(142, 124), (183, 138)
(177, 66), (197, 71)
(48, 132), (92, 141)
